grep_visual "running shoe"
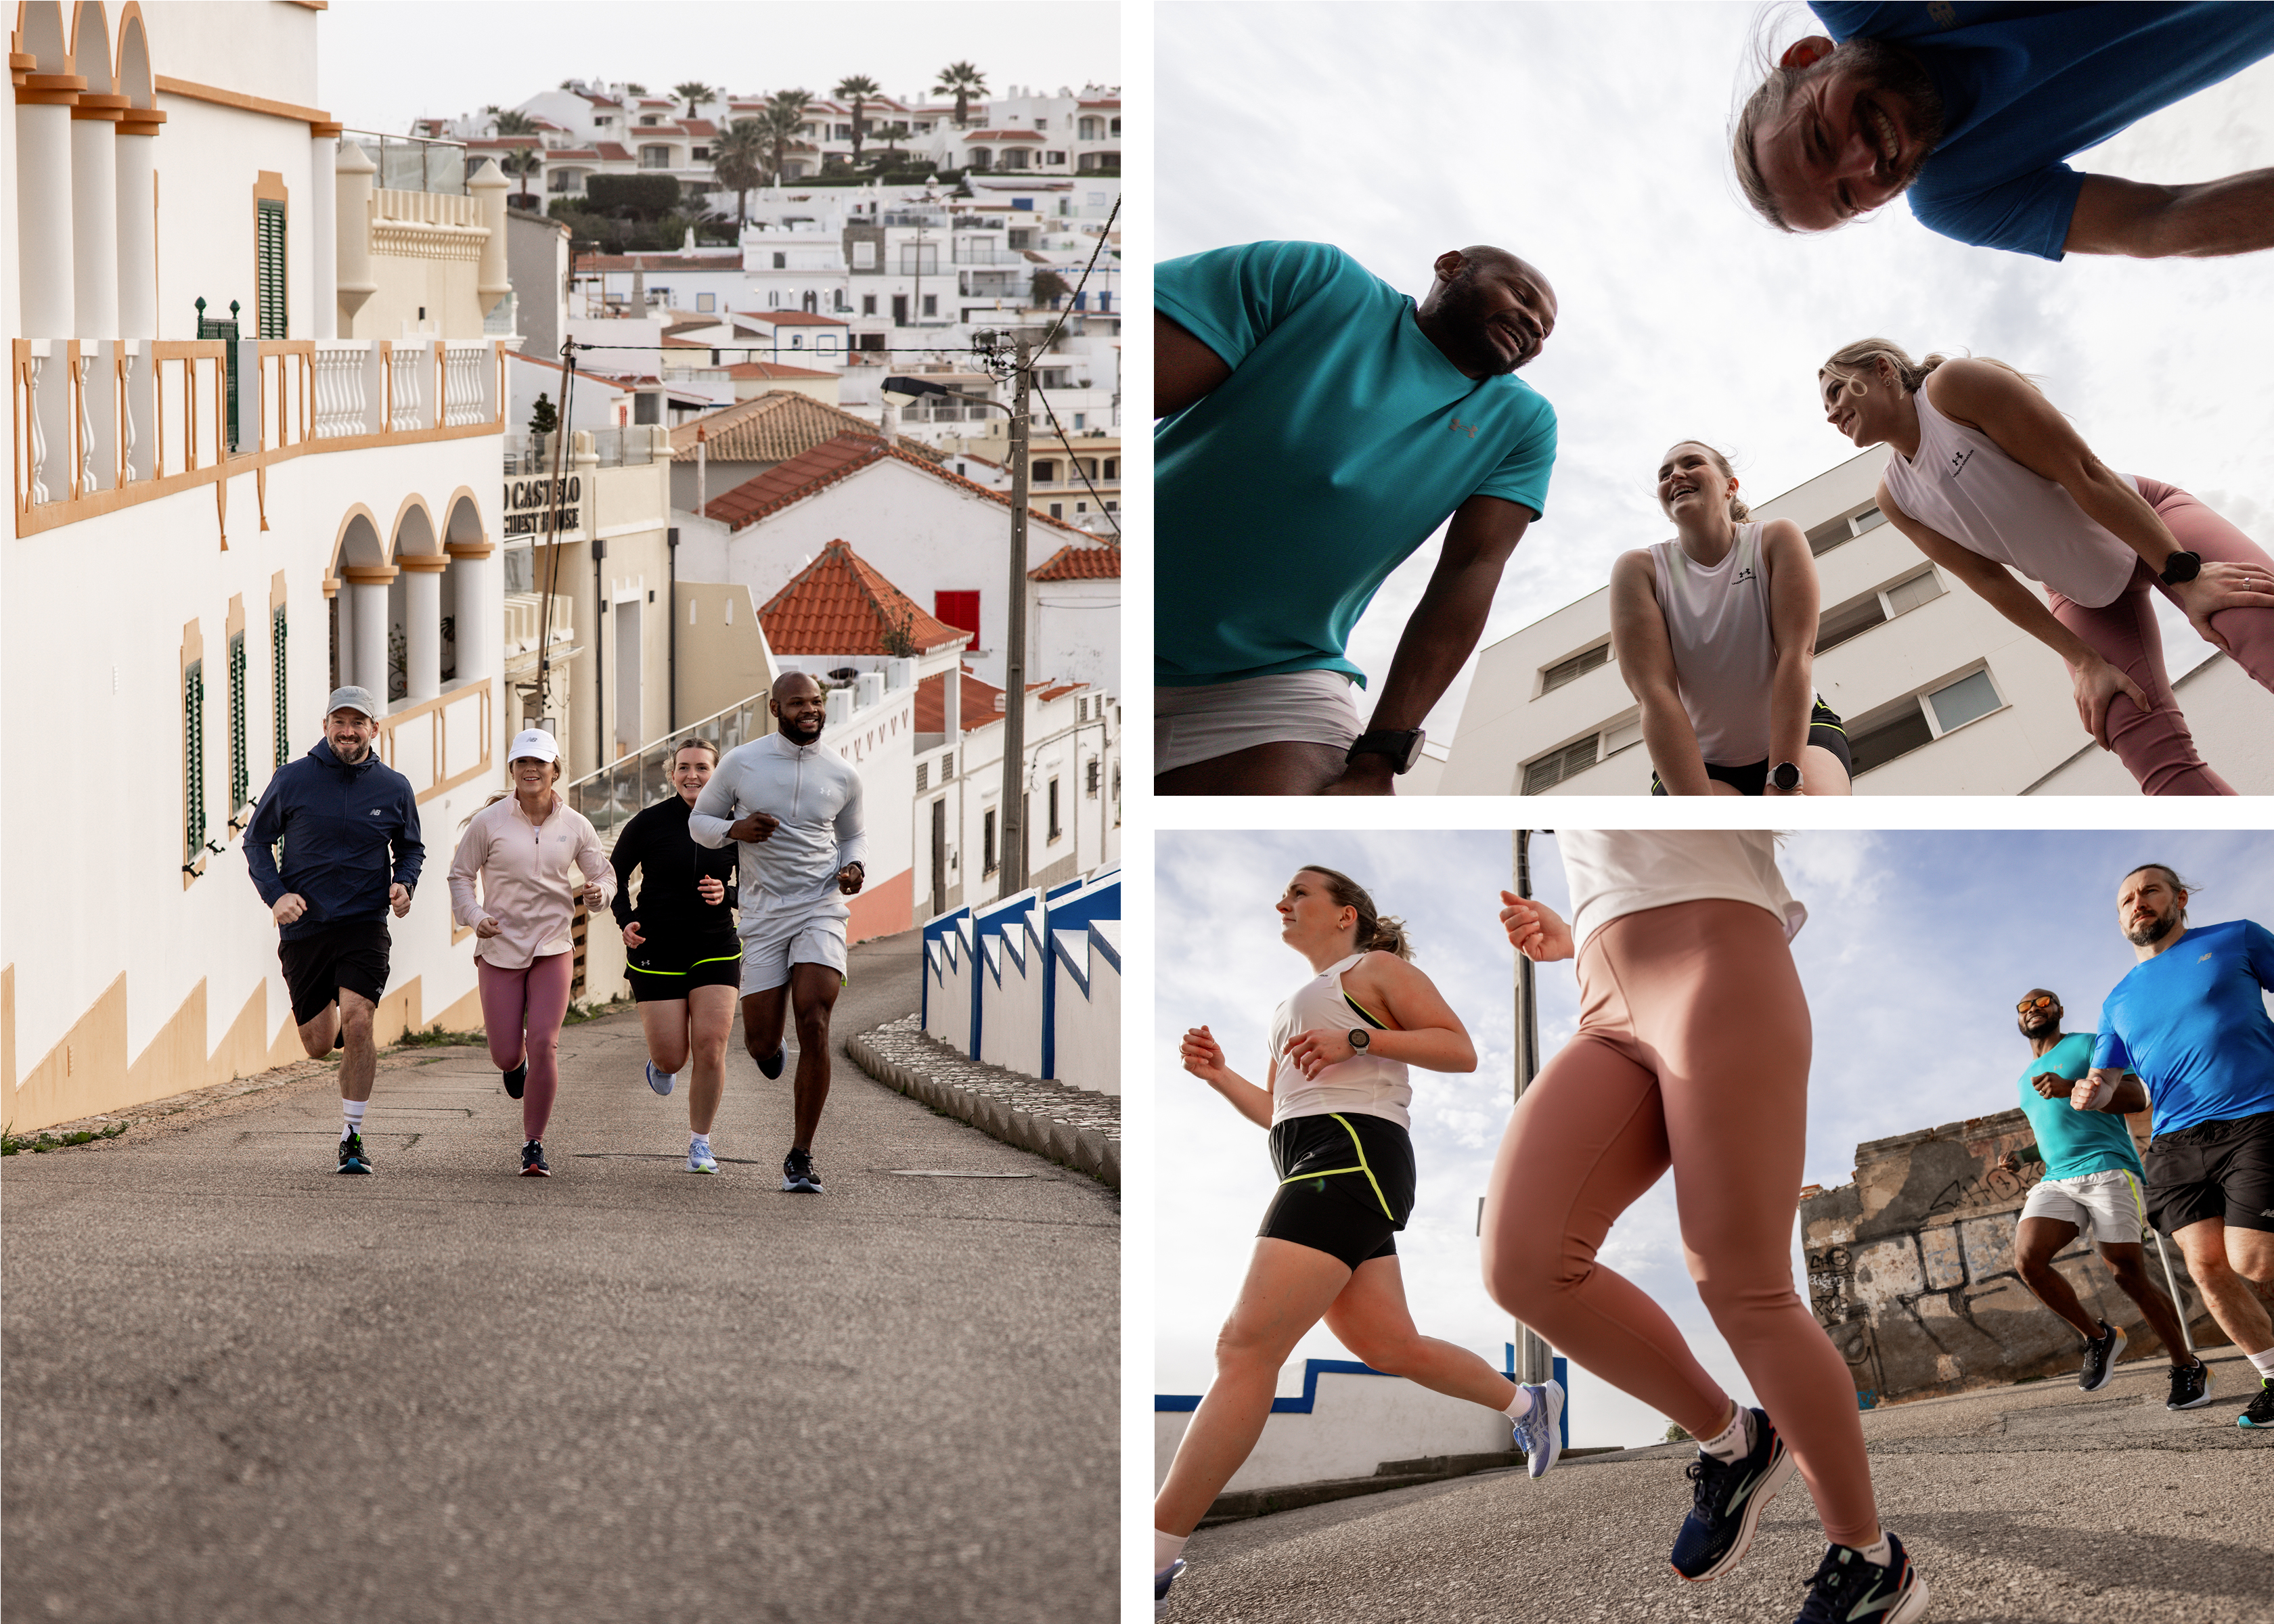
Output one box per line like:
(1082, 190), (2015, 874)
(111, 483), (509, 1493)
(782, 1147), (823, 1194)
(1154, 1558), (1184, 1619)
(2240, 1379), (2274, 1430)
(688, 1139), (719, 1175)
(757, 1044), (788, 1080)
(645, 1060), (676, 1097)
(1510, 1379), (1565, 1479)
(1669, 1408), (1794, 1582)
(2078, 1319), (2126, 1392)
(336, 1132), (373, 1175)
(2167, 1357), (2214, 1411)
(503, 1060), (527, 1100)
(1792, 1533), (1930, 1624)
(520, 1140), (550, 1177)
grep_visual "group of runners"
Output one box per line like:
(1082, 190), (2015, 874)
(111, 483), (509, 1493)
(1155, 3), (2274, 796)
(242, 672), (866, 1191)
(1155, 836), (2274, 1623)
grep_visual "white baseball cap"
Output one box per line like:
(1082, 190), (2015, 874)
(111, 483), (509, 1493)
(508, 727), (561, 763)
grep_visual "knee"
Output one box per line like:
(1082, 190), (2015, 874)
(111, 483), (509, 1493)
(2015, 1248), (2061, 1282)
(1484, 1242), (1579, 1319)
(1213, 1319), (1281, 1376)
(298, 1029), (332, 1060)
(1337, 1328), (1417, 1376)
(794, 1005), (832, 1043)
(652, 1041), (690, 1072)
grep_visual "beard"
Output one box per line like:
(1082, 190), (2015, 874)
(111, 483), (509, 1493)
(2124, 909), (2178, 947)
(1832, 35), (1946, 195)
(330, 735), (372, 763)
(1435, 270), (1536, 377)
(780, 713), (825, 744)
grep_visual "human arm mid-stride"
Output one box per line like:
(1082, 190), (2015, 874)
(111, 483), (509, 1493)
(2072, 1069), (2149, 1114)
(1285, 953), (1479, 1077)
(1609, 549), (1714, 795)
(1180, 1024), (1276, 1129)
(1760, 518), (1821, 792)
(2064, 168), (2274, 261)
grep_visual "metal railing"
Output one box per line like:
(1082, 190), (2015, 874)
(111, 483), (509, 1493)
(564, 692), (773, 851)
(343, 130), (468, 194)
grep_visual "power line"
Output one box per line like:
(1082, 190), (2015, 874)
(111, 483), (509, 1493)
(1029, 381), (1121, 540)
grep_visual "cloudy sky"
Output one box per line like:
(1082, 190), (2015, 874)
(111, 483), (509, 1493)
(1157, 2), (2274, 740)
(1153, 829), (2274, 1448)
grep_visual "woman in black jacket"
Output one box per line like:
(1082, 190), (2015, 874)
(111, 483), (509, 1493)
(612, 738), (742, 1173)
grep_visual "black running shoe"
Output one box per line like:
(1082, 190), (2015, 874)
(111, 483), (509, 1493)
(2078, 1319), (2126, 1391)
(757, 1044), (787, 1081)
(336, 1132), (373, 1175)
(520, 1140), (550, 1177)
(503, 1061), (527, 1100)
(1793, 1533), (1930, 1624)
(1669, 1408), (1794, 1582)
(2240, 1379), (2274, 1430)
(782, 1147), (823, 1194)
(2167, 1357), (2214, 1411)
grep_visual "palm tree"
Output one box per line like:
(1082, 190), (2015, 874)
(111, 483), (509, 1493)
(833, 74), (881, 166)
(761, 89), (811, 182)
(713, 118), (767, 225)
(878, 120), (912, 165)
(501, 145), (543, 209)
(673, 81), (717, 120)
(933, 62), (987, 129)
(492, 108), (539, 137)
(623, 82), (648, 97)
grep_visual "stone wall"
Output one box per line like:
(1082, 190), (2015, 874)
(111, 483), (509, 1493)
(1799, 1106), (2223, 1407)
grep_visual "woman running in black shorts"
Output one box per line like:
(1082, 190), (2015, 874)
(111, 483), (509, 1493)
(1153, 866), (1562, 1613)
(611, 738), (742, 1173)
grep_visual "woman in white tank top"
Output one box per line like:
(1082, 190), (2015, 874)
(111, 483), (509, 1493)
(1821, 338), (2274, 795)
(1153, 867), (1563, 1606)
(1607, 443), (1852, 796)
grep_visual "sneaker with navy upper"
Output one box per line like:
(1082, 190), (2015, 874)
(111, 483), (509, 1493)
(2078, 1319), (2125, 1392)
(757, 1044), (788, 1080)
(502, 1060), (527, 1100)
(1510, 1379), (1565, 1479)
(2166, 1357), (2214, 1411)
(1669, 1407), (1795, 1582)
(336, 1132), (374, 1175)
(1792, 1533), (1931, 1624)
(782, 1146), (823, 1193)
(645, 1060), (676, 1097)
(520, 1139), (550, 1177)
(2240, 1378), (2274, 1430)
(1153, 1558), (1184, 1618)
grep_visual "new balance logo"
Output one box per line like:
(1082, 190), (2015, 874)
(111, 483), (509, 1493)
(368, 808), (383, 816)
(2200, 952), (2214, 962)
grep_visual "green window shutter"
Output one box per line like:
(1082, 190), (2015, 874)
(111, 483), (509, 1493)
(257, 201), (288, 340)
(229, 631), (249, 815)
(185, 661), (206, 868)
(273, 608), (289, 769)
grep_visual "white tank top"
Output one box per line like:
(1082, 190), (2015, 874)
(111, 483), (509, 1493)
(1268, 952), (1412, 1129)
(1557, 831), (1805, 954)
(1880, 386), (2142, 610)
(1650, 522), (1777, 765)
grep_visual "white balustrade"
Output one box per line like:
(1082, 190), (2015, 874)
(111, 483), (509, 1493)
(23, 351), (51, 505)
(443, 344), (485, 426)
(313, 342), (367, 438)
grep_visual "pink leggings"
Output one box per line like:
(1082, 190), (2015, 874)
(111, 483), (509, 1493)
(2046, 481), (2274, 796)
(1481, 899), (1877, 1548)
(477, 953), (575, 1140)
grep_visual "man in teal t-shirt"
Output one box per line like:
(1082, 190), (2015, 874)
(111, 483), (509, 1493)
(2000, 989), (2200, 1406)
(1155, 241), (1559, 796)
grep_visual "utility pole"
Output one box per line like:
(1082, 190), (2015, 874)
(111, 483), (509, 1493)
(998, 327), (1035, 893)
(1511, 829), (1554, 1389)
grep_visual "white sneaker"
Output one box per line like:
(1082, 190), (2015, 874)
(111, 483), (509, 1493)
(645, 1060), (676, 1097)
(687, 1138), (718, 1174)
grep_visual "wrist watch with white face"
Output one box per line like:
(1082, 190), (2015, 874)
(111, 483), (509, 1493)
(1348, 1028), (1370, 1052)
(1768, 761), (1803, 793)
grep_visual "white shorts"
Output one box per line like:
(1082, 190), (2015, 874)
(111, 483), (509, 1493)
(2020, 1167), (2148, 1244)
(1155, 670), (1362, 776)
(738, 903), (849, 995)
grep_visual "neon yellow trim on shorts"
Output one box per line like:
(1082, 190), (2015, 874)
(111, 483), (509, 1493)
(1276, 1112), (1395, 1223)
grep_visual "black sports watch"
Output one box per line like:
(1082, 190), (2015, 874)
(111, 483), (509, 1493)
(2159, 550), (2202, 586)
(1346, 728), (1426, 775)
(1768, 761), (1803, 793)
(1347, 1028), (1370, 1052)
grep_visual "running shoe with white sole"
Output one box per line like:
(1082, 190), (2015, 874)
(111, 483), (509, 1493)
(2078, 1319), (2126, 1392)
(336, 1132), (374, 1175)
(688, 1139), (719, 1175)
(1669, 1408), (1794, 1582)
(2167, 1357), (2214, 1411)
(520, 1140), (550, 1177)
(1791, 1533), (1931, 1624)
(503, 1060), (527, 1100)
(782, 1147), (823, 1193)
(1510, 1379), (1565, 1479)
(1154, 1558), (1184, 1618)
(757, 1044), (787, 1080)
(645, 1060), (676, 1097)
(2240, 1379), (2274, 1430)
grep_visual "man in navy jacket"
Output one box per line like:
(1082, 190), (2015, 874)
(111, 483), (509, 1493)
(244, 685), (423, 1174)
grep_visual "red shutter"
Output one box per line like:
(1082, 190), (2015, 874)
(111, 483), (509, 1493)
(935, 591), (981, 641)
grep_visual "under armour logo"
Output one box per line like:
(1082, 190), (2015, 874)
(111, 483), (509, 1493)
(1448, 415), (1481, 441)
(1733, 567), (1756, 584)
(1948, 447), (1974, 477)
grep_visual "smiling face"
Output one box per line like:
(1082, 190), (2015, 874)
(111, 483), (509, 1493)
(671, 742), (717, 804)
(1276, 870), (1358, 957)
(324, 707), (377, 763)
(510, 754), (559, 795)
(2016, 990), (2062, 1039)
(1422, 248), (1557, 377)
(1657, 443), (1738, 524)
(2117, 867), (2187, 947)
(1749, 35), (1945, 233)
(772, 673), (828, 744)
(1820, 358), (1907, 448)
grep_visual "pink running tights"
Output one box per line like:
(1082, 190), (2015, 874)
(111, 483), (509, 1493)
(478, 953), (575, 1140)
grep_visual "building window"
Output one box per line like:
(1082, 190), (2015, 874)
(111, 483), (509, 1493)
(255, 199), (288, 339)
(1814, 567), (1944, 656)
(1521, 733), (1602, 794)
(1048, 776), (1062, 840)
(184, 660), (206, 870)
(1085, 758), (1100, 796)
(922, 293), (937, 317)
(1032, 459), (1057, 483)
(1048, 502), (1063, 519)
(1806, 503), (1890, 558)
(640, 144), (671, 168)
(227, 630), (249, 821)
(272, 607), (289, 768)
(862, 294), (878, 315)
(941, 751), (953, 778)
(1046, 150), (1065, 165)
(983, 807), (998, 875)
(900, 244), (940, 275)
(1846, 667), (2008, 775)
(1541, 641), (1611, 694)
(696, 291), (715, 312)
(853, 240), (876, 269)
(773, 252), (787, 269)
(692, 145), (709, 160)
(916, 761), (928, 792)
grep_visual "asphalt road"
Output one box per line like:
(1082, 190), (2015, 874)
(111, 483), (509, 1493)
(3, 929), (1118, 1624)
(1165, 1349), (2273, 1624)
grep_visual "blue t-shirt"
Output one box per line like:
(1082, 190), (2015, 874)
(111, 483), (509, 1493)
(2016, 1031), (2143, 1183)
(1811, 3), (2274, 259)
(1155, 242), (1558, 687)
(2093, 918), (2274, 1139)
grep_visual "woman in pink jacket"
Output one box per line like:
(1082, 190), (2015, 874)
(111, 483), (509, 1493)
(448, 729), (613, 1176)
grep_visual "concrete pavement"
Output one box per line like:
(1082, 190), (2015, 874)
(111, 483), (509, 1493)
(3, 928), (1117, 1623)
(1163, 1349), (2272, 1624)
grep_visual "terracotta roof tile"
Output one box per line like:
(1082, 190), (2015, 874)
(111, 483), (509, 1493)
(1029, 543), (1119, 581)
(757, 541), (970, 658)
(594, 141), (633, 161)
(744, 310), (851, 327)
(723, 360), (836, 380)
(672, 392), (887, 466)
(694, 427), (1092, 537)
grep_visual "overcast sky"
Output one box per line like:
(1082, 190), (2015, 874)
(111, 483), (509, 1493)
(319, 2), (1119, 139)
(1158, 2), (2274, 741)
(1154, 829), (2274, 1449)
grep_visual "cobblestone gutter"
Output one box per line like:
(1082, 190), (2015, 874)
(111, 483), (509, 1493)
(848, 1013), (1120, 1188)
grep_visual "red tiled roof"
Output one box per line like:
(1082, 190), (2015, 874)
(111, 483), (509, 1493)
(673, 393), (888, 466)
(594, 142), (633, 161)
(724, 361), (836, 380)
(683, 118), (717, 137)
(965, 129), (1044, 140)
(758, 541), (970, 658)
(579, 92), (622, 106)
(744, 310), (851, 327)
(548, 147), (600, 160)
(696, 428), (1092, 535)
(1029, 543), (1119, 581)
(1077, 98), (1121, 108)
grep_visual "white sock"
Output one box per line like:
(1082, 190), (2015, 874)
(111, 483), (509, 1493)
(1153, 1529), (1187, 1573)
(1504, 1385), (1534, 1420)
(2248, 1347), (2274, 1381)
(341, 1100), (366, 1141)
(1850, 1532), (1892, 1566)
(1697, 1406), (1752, 1463)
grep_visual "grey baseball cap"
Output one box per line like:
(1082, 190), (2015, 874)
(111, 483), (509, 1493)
(326, 685), (384, 719)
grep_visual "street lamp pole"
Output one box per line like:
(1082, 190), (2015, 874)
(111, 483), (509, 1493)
(999, 328), (1034, 894)
(1512, 829), (1554, 1389)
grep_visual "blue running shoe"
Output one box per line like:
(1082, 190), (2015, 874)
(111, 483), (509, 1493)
(1154, 1558), (1184, 1618)
(1669, 1408), (1794, 1582)
(1793, 1532), (1931, 1624)
(2241, 1379), (2274, 1429)
(757, 1044), (787, 1080)
(688, 1138), (719, 1175)
(336, 1132), (374, 1175)
(645, 1060), (676, 1097)
(1511, 1379), (1565, 1479)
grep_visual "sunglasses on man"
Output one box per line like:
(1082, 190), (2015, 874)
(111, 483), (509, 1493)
(2016, 995), (2059, 1015)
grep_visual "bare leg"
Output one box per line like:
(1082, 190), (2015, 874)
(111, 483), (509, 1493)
(295, 1003), (338, 1060)
(2099, 1241), (2193, 1363)
(1323, 1255), (1520, 1409)
(684, 985), (738, 1137)
(786, 961), (842, 1150)
(1800, 742), (1852, 795)
(740, 985), (788, 1066)
(638, 999), (692, 1075)
(334, 990), (378, 1104)
(2174, 1219), (2274, 1356)
(2014, 1216), (2097, 1340)
(1157, 740), (1348, 796)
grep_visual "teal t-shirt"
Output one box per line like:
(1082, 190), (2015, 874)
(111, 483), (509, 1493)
(2017, 1031), (2143, 1182)
(1155, 241), (1558, 687)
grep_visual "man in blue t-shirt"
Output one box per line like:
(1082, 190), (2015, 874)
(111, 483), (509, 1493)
(2075, 863), (2274, 1430)
(1997, 989), (2200, 1406)
(1155, 241), (1559, 796)
(1732, 3), (2274, 259)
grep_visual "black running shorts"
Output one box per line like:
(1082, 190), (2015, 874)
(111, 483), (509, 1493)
(277, 918), (392, 1026)
(2144, 1110), (2274, 1236)
(1651, 698), (1852, 795)
(1257, 1111), (1417, 1270)
(625, 932), (744, 1003)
